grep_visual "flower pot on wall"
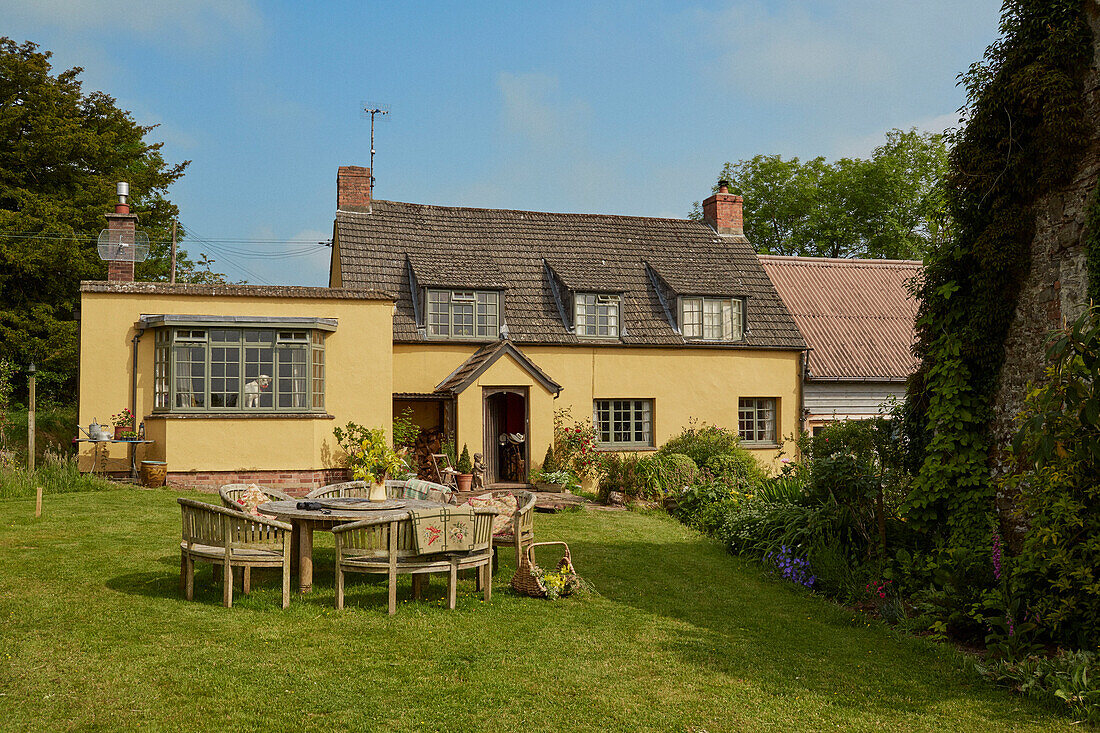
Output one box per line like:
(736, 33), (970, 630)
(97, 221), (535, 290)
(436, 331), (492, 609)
(456, 473), (473, 492)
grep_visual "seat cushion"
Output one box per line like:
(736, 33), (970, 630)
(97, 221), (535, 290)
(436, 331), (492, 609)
(462, 492), (517, 536)
(235, 484), (275, 519)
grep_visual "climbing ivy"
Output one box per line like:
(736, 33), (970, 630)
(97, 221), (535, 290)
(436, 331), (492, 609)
(1086, 186), (1100, 306)
(904, 0), (1093, 545)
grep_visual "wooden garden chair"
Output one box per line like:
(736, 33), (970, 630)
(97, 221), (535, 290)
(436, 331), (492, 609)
(452, 489), (537, 570)
(332, 507), (497, 614)
(178, 498), (292, 608)
(305, 480), (371, 500)
(219, 483), (292, 512)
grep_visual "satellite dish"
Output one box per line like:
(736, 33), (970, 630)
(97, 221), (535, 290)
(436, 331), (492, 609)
(97, 228), (150, 263)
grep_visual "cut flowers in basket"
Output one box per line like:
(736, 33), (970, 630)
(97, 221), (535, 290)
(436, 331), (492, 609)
(111, 408), (135, 428)
(534, 557), (581, 600)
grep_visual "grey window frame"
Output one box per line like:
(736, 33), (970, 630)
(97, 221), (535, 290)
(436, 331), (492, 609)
(152, 326), (326, 414)
(738, 397), (777, 445)
(679, 296), (744, 341)
(575, 293), (620, 339)
(593, 399), (654, 449)
(425, 289), (501, 339)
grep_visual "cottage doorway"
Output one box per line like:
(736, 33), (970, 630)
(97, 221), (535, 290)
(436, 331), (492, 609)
(482, 388), (529, 486)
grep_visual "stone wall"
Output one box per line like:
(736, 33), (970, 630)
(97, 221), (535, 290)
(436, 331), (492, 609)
(989, 4), (1100, 474)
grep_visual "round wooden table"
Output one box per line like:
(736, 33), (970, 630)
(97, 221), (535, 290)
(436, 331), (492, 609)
(259, 498), (443, 594)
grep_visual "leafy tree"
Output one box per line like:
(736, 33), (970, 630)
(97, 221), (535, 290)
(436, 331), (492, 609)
(693, 128), (948, 260)
(0, 38), (213, 402)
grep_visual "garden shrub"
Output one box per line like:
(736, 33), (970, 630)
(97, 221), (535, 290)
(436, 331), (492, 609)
(553, 408), (602, 480)
(977, 650), (1100, 725)
(598, 453), (659, 502)
(1002, 306), (1100, 647)
(704, 452), (767, 489)
(540, 443), (558, 473)
(655, 452), (698, 491)
(657, 422), (746, 468)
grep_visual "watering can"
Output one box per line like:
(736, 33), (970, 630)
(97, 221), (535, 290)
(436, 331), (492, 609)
(80, 420), (110, 441)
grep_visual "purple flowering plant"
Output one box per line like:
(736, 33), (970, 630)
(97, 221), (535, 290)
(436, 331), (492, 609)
(765, 545), (815, 589)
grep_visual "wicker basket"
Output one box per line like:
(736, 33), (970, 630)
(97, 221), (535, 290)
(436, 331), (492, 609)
(510, 541), (579, 599)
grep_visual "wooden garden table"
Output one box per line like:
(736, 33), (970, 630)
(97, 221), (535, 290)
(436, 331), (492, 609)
(258, 498), (443, 594)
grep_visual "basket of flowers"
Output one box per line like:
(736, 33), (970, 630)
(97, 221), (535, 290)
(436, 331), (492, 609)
(510, 541), (581, 599)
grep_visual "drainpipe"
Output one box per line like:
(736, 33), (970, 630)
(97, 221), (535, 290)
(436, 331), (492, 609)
(130, 325), (143, 481)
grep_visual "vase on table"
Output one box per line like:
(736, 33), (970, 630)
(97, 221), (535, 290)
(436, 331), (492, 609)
(369, 481), (387, 502)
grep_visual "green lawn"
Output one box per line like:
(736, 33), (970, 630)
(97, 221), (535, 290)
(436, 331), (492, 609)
(0, 489), (1071, 732)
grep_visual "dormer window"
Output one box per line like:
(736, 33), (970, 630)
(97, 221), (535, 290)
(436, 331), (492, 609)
(426, 289), (500, 339)
(575, 293), (619, 338)
(681, 297), (744, 341)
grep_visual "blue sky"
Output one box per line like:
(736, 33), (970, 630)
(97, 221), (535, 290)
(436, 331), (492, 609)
(3, 1), (1002, 285)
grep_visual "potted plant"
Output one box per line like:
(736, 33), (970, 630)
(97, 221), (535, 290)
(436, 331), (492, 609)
(532, 444), (568, 493)
(348, 427), (409, 501)
(455, 443), (474, 491)
(111, 409), (135, 440)
(119, 429), (139, 441)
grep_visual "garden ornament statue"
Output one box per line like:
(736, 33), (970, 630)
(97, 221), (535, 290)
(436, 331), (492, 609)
(243, 375), (271, 408)
(472, 452), (485, 489)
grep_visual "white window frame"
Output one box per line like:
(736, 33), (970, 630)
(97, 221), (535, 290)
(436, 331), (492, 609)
(680, 297), (744, 341)
(575, 293), (620, 339)
(426, 289), (500, 339)
(593, 399), (653, 448)
(738, 397), (777, 445)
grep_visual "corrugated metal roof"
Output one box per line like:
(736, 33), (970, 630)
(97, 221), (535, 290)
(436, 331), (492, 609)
(758, 255), (922, 381)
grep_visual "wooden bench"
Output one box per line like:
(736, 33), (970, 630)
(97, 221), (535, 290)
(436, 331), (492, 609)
(178, 498), (292, 608)
(332, 507), (497, 614)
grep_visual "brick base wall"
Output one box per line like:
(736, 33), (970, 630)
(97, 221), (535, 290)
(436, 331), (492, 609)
(166, 468), (351, 496)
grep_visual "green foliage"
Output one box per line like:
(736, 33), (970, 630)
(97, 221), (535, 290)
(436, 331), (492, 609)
(703, 452), (767, 490)
(391, 407), (419, 449)
(1003, 307), (1100, 647)
(540, 443), (558, 473)
(456, 443), (472, 474)
(977, 650), (1100, 725)
(333, 422), (409, 482)
(1086, 186), (1100, 306)
(0, 38), (205, 403)
(693, 128), (948, 260)
(598, 453), (661, 501)
(553, 407), (602, 479)
(657, 422), (749, 469)
(904, 0), (1093, 546)
(654, 452), (698, 490)
(0, 447), (115, 499)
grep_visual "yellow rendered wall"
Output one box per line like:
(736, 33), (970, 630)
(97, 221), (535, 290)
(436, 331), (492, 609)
(78, 291), (392, 474)
(392, 343), (801, 473)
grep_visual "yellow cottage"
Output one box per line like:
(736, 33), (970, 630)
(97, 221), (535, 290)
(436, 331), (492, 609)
(77, 169), (806, 492)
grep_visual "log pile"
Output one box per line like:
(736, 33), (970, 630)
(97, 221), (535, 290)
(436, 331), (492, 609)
(411, 426), (445, 480)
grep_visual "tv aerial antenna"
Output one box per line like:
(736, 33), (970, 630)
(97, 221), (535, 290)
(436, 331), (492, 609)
(97, 182), (150, 263)
(361, 102), (389, 186)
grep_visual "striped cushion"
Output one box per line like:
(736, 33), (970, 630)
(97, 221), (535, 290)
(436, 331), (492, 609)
(404, 478), (452, 502)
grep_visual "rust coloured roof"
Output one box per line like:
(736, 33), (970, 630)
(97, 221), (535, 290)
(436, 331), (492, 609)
(758, 256), (922, 381)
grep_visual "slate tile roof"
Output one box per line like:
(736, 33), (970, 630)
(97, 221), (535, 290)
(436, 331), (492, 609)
(758, 255), (922, 381)
(335, 200), (805, 349)
(435, 341), (563, 396)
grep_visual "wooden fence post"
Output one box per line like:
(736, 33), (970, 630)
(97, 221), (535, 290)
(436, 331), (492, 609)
(35, 486), (42, 518)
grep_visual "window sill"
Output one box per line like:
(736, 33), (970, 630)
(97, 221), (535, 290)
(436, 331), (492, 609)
(145, 412), (335, 420)
(596, 445), (655, 452)
(740, 442), (781, 450)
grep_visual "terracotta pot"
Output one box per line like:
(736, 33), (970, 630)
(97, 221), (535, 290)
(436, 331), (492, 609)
(456, 473), (474, 492)
(114, 425), (127, 440)
(368, 481), (387, 502)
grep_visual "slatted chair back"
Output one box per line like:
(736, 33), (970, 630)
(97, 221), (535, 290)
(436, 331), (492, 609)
(219, 483), (292, 512)
(385, 479), (408, 499)
(334, 508), (497, 562)
(179, 498), (292, 550)
(305, 480), (370, 500)
(180, 498), (226, 547)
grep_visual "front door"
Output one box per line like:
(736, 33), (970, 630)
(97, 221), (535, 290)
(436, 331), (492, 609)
(482, 387), (529, 485)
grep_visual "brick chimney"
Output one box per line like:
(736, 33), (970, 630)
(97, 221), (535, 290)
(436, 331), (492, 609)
(105, 182), (138, 282)
(337, 166), (372, 213)
(702, 179), (743, 237)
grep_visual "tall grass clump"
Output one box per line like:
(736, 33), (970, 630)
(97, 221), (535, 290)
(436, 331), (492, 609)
(0, 448), (117, 499)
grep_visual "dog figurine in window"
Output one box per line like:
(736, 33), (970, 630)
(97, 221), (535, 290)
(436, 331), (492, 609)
(244, 375), (271, 407)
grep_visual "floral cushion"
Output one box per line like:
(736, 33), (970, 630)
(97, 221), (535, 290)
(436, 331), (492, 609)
(235, 484), (274, 519)
(462, 492), (518, 536)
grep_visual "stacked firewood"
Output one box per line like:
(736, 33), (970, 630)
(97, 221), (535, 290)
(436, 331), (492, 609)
(410, 426), (445, 480)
